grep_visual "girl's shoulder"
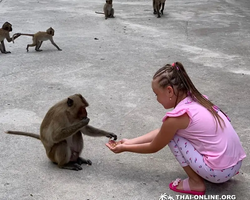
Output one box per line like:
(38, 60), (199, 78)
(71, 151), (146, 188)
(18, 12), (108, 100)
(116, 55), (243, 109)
(162, 96), (207, 122)
(162, 96), (194, 122)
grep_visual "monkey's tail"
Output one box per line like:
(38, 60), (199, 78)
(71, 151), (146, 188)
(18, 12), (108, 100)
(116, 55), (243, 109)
(5, 130), (40, 140)
(18, 33), (35, 36)
(12, 33), (34, 43)
(95, 11), (105, 14)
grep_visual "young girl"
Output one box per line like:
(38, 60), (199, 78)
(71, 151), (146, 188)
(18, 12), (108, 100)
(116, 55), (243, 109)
(106, 62), (246, 195)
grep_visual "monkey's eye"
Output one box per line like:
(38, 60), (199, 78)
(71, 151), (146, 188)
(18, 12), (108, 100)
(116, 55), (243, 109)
(67, 98), (74, 107)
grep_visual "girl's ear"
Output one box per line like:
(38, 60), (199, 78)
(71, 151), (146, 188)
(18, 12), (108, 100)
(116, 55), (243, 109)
(166, 86), (174, 97)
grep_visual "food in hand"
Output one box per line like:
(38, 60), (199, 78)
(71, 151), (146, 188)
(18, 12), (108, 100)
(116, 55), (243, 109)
(109, 140), (121, 147)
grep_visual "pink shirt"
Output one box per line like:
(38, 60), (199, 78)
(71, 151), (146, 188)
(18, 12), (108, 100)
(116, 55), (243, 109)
(163, 96), (246, 170)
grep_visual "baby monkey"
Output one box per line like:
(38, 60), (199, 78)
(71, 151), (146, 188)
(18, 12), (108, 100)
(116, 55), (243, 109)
(0, 22), (21, 53)
(95, 0), (114, 20)
(12, 27), (62, 52)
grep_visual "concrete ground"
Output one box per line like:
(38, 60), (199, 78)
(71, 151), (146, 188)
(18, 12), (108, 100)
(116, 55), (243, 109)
(0, 0), (250, 199)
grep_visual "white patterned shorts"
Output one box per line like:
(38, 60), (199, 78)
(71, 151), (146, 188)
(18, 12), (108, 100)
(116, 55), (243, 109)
(168, 135), (242, 183)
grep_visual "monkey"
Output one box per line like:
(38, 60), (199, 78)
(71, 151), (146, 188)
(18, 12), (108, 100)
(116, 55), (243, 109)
(0, 22), (21, 54)
(95, 0), (114, 20)
(153, 0), (166, 18)
(5, 94), (117, 171)
(12, 27), (62, 52)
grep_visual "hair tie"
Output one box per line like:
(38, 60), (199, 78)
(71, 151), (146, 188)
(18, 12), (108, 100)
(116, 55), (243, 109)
(172, 62), (179, 70)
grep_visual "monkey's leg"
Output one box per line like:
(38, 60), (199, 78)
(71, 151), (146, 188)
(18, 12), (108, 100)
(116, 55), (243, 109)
(71, 131), (92, 165)
(35, 41), (43, 51)
(104, 10), (109, 19)
(156, 5), (161, 18)
(26, 43), (36, 52)
(153, 0), (157, 14)
(1, 41), (11, 53)
(49, 141), (83, 171)
(160, 3), (165, 15)
(80, 125), (117, 140)
(27, 37), (38, 52)
(0, 42), (4, 53)
(110, 8), (115, 18)
(50, 39), (62, 51)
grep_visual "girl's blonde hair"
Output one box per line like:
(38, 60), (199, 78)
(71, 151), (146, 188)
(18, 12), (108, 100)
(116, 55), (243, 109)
(153, 62), (226, 129)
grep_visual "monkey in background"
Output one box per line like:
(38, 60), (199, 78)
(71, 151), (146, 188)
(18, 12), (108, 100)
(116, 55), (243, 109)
(12, 27), (62, 52)
(6, 94), (117, 171)
(95, 0), (114, 20)
(153, 0), (166, 18)
(0, 22), (21, 54)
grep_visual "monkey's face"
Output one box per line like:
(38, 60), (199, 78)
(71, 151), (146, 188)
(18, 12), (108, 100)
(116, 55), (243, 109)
(2, 22), (12, 32)
(66, 94), (89, 121)
(106, 0), (112, 4)
(46, 27), (55, 36)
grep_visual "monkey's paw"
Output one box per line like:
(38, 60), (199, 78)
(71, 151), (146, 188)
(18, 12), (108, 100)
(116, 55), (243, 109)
(77, 157), (92, 166)
(61, 163), (83, 171)
(106, 133), (117, 140)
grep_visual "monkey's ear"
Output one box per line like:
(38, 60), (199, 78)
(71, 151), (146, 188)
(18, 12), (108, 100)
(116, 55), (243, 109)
(67, 98), (74, 107)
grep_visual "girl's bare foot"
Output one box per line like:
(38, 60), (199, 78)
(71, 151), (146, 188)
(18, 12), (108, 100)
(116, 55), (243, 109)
(176, 177), (205, 192)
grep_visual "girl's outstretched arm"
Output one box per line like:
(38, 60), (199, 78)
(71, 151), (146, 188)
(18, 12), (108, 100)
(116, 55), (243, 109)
(106, 114), (189, 154)
(122, 128), (160, 145)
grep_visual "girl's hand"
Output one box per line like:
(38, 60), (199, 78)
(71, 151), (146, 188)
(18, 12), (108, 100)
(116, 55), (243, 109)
(120, 138), (129, 144)
(106, 140), (124, 153)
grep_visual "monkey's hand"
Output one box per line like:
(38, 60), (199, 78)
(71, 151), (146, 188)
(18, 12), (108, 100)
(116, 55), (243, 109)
(106, 133), (117, 140)
(81, 117), (90, 126)
(12, 33), (21, 43)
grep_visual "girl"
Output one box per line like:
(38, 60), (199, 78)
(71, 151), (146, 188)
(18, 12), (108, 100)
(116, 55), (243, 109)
(106, 62), (246, 195)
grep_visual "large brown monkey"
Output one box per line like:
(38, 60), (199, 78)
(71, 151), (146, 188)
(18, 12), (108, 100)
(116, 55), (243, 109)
(12, 27), (62, 52)
(6, 94), (117, 171)
(95, 0), (114, 20)
(0, 22), (20, 54)
(153, 0), (166, 18)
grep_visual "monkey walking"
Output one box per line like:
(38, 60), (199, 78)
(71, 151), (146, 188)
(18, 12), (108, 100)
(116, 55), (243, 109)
(12, 27), (62, 52)
(153, 0), (166, 18)
(0, 22), (21, 54)
(6, 94), (117, 171)
(95, 0), (114, 19)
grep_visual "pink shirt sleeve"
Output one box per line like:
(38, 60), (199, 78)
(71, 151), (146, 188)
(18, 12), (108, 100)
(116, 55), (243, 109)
(162, 108), (192, 123)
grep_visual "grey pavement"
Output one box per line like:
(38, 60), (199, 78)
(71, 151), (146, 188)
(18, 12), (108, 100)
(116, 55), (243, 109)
(0, 0), (250, 199)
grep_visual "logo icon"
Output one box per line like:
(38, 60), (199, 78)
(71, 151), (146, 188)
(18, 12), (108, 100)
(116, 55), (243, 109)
(159, 193), (175, 200)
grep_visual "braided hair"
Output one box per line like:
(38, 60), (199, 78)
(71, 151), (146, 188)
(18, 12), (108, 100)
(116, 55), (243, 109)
(153, 62), (226, 129)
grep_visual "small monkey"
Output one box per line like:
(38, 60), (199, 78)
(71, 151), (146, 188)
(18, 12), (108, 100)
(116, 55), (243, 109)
(12, 27), (62, 52)
(0, 22), (21, 54)
(6, 94), (117, 171)
(153, 0), (166, 18)
(95, 0), (114, 20)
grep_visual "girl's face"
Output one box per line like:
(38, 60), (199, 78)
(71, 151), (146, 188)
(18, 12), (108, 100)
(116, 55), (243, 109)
(151, 79), (175, 109)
